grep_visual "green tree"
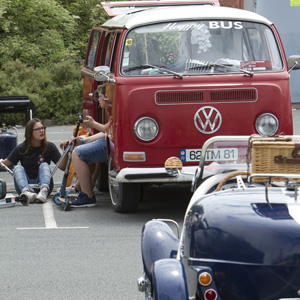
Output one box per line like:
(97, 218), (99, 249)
(57, 0), (109, 58)
(0, 0), (75, 68)
(0, 0), (111, 124)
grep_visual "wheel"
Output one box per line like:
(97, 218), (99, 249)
(152, 259), (188, 300)
(96, 162), (108, 192)
(216, 171), (250, 191)
(53, 192), (62, 206)
(63, 197), (71, 211)
(19, 194), (29, 206)
(108, 156), (141, 213)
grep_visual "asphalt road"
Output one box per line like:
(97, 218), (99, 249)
(0, 109), (299, 300)
(0, 124), (190, 300)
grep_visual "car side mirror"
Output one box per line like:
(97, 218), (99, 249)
(0, 179), (7, 199)
(94, 66), (115, 83)
(288, 55), (300, 71)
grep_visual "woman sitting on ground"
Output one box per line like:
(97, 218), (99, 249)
(0, 118), (67, 203)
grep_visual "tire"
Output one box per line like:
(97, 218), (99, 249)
(108, 156), (140, 213)
(96, 162), (108, 192)
(53, 192), (62, 206)
(152, 259), (188, 300)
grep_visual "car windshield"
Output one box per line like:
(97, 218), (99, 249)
(121, 20), (283, 76)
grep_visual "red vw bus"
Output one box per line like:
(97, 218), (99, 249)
(81, 1), (299, 212)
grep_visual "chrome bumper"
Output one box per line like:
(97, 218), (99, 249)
(111, 166), (198, 183)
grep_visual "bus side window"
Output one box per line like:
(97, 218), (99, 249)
(102, 32), (114, 67)
(110, 33), (121, 74)
(86, 30), (101, 70)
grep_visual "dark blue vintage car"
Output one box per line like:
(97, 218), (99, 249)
(137, 135), (300, 300)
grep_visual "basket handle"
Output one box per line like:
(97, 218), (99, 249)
(274, 155), (300, 164)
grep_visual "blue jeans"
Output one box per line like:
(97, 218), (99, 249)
(13, 162), (53, 195)
(74, 138), (107, 163)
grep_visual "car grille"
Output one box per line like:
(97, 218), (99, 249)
(155, 88), (257, 104)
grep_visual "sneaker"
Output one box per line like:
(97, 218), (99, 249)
(66, 186), (79, 196)
(36, 188), (48, 203)
(70, 191), (96, 208)
(23, 191), (37, 203)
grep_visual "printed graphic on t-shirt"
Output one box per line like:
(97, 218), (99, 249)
(38, 155), (45, 164)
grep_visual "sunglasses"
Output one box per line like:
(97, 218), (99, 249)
(33, 126), (46, 132)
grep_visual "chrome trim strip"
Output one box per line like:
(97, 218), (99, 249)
(114, 166), (198, 183)
(188, 257), (263, 266)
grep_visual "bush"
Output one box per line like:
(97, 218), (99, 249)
(0, 60), (82, 126)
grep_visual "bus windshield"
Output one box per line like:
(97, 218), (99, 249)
(121, 20), (283, 76)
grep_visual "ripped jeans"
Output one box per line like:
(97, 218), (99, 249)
(13, 162), (53, 195)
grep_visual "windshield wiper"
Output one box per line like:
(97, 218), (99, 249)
(123, 64), (152, 72)
(188, 61), (254, 77)
(123, 64), (183, 79)
(212, 62), (254, 77)
(144, 64), (183, 79)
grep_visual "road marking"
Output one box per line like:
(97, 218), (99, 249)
(16, 199), (89, 230)
(44, 199), (58, 228)
(17, 227), (89, 230)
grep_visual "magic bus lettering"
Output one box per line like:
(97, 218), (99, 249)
(162, 21), (243, 32)
(162, 23), (205, 31)
(209, 21), (243, 29)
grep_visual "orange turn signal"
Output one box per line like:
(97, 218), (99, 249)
(123, 152), (146, 162)
(199, 272), (212, 286)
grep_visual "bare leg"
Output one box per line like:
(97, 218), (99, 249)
(74, 180), (81, 191)
(71, 162), (100, 192)
(91, 163), (101, 188)
(71, 151), (93, 198)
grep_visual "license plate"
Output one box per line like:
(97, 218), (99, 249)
(180, 148), (238, 162)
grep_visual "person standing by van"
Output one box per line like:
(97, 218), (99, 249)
(69, 84), (111, 207)
(0, 118), (67, 203)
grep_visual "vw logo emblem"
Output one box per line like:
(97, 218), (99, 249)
(194, 106), (222, 134)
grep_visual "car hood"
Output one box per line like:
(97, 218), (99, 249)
(184, 187), (300, 266)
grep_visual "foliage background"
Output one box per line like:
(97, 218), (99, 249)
(0, 0), (109, 125)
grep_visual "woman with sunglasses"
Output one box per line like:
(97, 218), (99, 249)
(0, 118), (67, 203)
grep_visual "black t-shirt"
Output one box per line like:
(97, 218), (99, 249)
(7, 141), (61, 179)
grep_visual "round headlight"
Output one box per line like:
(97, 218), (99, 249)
(255, 113), (279, 136)
(134, 117), (159, 141)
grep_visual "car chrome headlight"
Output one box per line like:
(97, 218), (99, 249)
(134, 117), (159, 141)
(255, 113), (279, 136)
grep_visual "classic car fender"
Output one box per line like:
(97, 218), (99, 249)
(152, 259), (188, 300)
(141, 220), (179, 279)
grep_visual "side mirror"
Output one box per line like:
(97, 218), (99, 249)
(0, 179), (7, 199)
(94, 66), (115, 83)
(288, 55), (300, 71)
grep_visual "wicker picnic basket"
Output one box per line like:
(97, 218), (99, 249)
(248, 135), (300, 182)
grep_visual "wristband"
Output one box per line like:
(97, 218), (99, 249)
(81, 139), (84, 145)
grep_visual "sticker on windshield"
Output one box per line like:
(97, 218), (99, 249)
(241, 60), (272, 71)
(162, 21), (243, 32)
(180, 148), (238, 162)
(126, 39), (133, 46)
(291, 0), (300, 6)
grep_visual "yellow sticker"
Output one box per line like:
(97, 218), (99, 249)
(126, 39), (133, 46)
(291, 0), (300, 6)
